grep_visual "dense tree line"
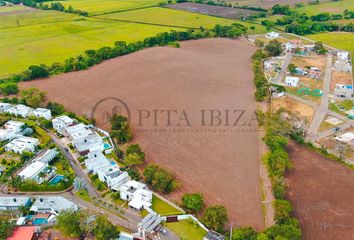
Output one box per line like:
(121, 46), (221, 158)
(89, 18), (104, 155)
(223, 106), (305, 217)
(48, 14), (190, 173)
(263, 7), (354, 35)
(0, 220), (14, 240)
(227, 110), (302, 240)
(251, 49), (269, 101)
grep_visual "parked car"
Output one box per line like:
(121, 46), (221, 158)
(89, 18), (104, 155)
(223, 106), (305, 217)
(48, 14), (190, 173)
(332, 127), (340, 132)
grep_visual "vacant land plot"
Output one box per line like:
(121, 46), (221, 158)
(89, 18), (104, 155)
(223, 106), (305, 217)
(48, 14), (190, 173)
(291, 55), (327, 71)
(331, 71), (352, 91)
(0, 5), (36, 16)
(21, 38), (264, 229)
(103, 7), (265, 33)
(167, 2), (258, 19)
(294, 0), (354, 15)
(55, 0), (162, 15)
(272, 96), (314, 123)
(222, 0), (331, 8)
(286, 142), (354, 240)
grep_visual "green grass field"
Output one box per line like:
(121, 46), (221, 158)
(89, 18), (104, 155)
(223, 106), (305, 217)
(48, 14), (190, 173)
(307, 32), (354, 53)
(151, 195), (184, 216)
(0, 5), (27, 13)
(0, 6), (266, 77)
(294, 0), (354, 15)
(165, 219), (207, 240)
(55, 0), (162, 16)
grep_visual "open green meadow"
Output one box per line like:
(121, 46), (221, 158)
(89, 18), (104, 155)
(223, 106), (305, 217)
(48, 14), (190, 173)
(307, 32), (354, 53)
(0, 5), (266, 77)
(165, 219), (207, 240)
(0, 5), (27, 13)
(55, 0), (162, 16)
(102, 7), (266, 32)
(294, 0), (354, 15)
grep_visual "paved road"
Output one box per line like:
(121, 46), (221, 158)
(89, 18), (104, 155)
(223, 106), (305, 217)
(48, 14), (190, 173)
(272, 52), (293, 85)
(48, 131), (100, 199)
(307, 55), (333, 140)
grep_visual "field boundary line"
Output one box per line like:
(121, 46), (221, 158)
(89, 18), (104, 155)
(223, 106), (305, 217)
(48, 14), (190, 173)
(90, 15), (199, 30)
(90, 5), (159, 17)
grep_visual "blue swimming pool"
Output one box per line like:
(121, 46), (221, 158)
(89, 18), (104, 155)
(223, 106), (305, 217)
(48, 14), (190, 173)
(32, 218), (48, 225)
(49, 175), (64, 185)
(103, 142), (111, 149)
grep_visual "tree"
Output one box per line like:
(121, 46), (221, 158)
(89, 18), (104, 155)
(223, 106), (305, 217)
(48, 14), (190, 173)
(93, 215), (120, 240)
(0, 220), (15, 240)
(126, 144), (145, 159)
(232, 226), (258, 240)
(20, 88), (46, 108)
(27, 65), (49, 80)
(287, 63), (297, 74)
(56, 210), (86, 237)
(266, 223), (301, 240)
(254, 39), (265, 47)
(274, 200), (292, 224)
(143, 164), (177, 193)
(181, 193), (204, 213)
(46, 102), (65, 115)
(125, 153), (144, 166)
(314, 41), (328, 54)
(110, 114), (132, 144)
(0, 83), (18, 96)
(20, 151), (34, 162)
(265, 40), (282, 56)
(202, 205), (228, 232)
(9, 176), (22, 189)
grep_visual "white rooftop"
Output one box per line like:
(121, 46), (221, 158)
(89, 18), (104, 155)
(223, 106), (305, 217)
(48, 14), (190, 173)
(30, 196), (78, 213)
(66, 123), (92, 140)
(0, 196), (30, 207)
(19, 161), (47, 179)
(4, 120), (25, 131)
(53, 115), (74, 124)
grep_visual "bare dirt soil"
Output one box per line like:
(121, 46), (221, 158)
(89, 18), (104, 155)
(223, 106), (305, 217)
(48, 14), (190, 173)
(20, 38), (264, 229)
(272, 96), (314, 123)
(167, 2), (258, 19)
(286, 142), (354, 240)
(330, 70), (353, 91)
(225, 0), (331, 8)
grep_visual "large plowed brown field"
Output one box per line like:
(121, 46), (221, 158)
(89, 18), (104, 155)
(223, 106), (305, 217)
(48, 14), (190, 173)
(286, 142), (354, 240)
(20, 38), (264, 229)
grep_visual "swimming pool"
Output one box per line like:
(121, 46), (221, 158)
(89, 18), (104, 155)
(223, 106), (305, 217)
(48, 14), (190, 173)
(32, 218), (48, 225)
(49, 175), (64, 185)
(103, 142), (111, 150)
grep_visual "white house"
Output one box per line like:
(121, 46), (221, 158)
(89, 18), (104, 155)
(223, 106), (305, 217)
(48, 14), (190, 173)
(18, 161), (49, 184)
(265, 31), (279, 39)
(0, 197), (32, 211)
(84, 150), (111, 174)
(32, 108), (52, 120)
(97, 165), (130, 190)
(6, 104), (33, 117)
(337, 51), (349, 61)
(5, 136), (39, 154)
(335, 60), (352, 73)
(32, 149), (58, 164)
(52, 115), (74, 135)
(0, 103), (13, 113)
(65, 123), (104, 154)
(30, 196), (78, 215)
(334, 84), (353, 98)
(285, 76), (299, 87)
(335, 132), (354, 144)
(0, 129), (19, 141)
(120, 180), (152, 210)
(4, 120), (25, 132)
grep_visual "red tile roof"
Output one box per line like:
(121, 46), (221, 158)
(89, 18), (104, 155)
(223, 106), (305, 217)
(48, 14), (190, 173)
(7, 226), (35, 240)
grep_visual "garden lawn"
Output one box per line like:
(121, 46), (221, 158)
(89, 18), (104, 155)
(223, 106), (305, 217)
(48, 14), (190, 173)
(152, 195), (184, 216)
(103, 7), (267, 33)
(75, 189), (91, 202)
(294, 0), (354, 15)
(165, 219), (207, 240)
(54, 0), (162, 16)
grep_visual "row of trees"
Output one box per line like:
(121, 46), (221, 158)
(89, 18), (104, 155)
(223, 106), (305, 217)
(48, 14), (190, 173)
(56, 210), (120, 240)
(251, 39), (283, 102)
(263, 8), (354, 35)
(0, 220), (14, 240)
(225, 110), (302, 240)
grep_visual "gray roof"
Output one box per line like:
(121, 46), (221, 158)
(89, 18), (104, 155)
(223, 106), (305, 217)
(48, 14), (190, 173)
(204, 230), (225, 240)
